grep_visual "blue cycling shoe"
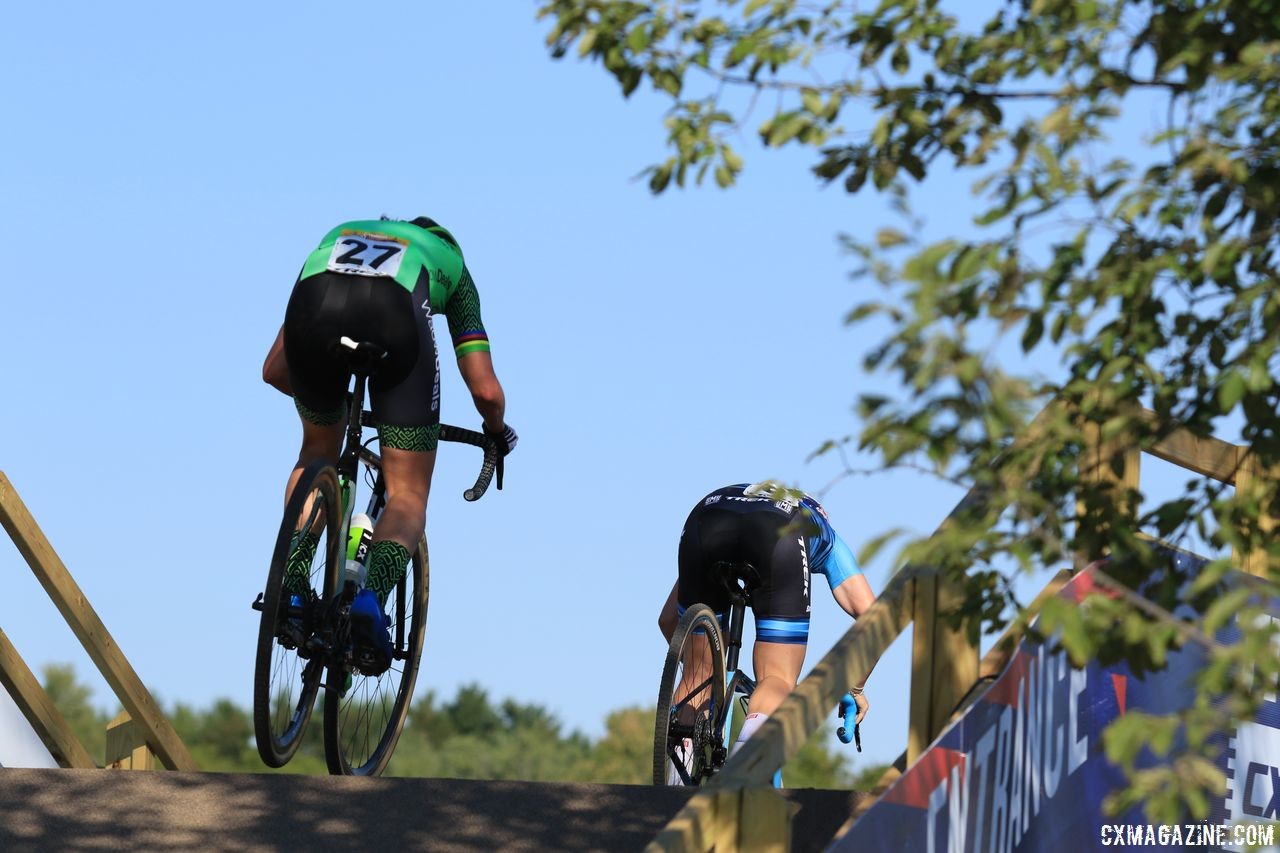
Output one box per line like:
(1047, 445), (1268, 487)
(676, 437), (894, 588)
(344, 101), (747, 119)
(349, 588), (393, 676)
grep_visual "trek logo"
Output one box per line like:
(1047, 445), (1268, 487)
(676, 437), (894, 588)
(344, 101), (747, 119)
(798, 537), (810, 611)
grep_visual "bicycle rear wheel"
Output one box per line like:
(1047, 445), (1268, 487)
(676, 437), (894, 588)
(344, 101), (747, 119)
(323, 536), (428, 776)
(654, 604), (727, 786)
(254, 461), (342, 768)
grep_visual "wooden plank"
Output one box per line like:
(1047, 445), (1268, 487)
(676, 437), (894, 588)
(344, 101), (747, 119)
(739, 788), (791, 853)
(0, 627), (96, 769)
(0, 472), (197, 771)
(1145, 421), (1240, 484)
(106, 711), (155, 770)
(713, 791), (739, 852)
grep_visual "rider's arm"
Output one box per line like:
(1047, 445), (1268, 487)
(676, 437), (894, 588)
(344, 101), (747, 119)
(444, 266), (506, 433)
(262, 326), (292, 397)
(821, 530), (877, 720)
(457, 351), (506, 434)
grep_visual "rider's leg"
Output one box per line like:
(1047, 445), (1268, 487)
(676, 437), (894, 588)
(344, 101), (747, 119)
(746, 640), (807, 717)
(658, 581), (680, 642)
(285, 416), (344, 501)
(731, 640), (806, 761)
(364, 443), (437, 608)
(282, 414), (345, 596)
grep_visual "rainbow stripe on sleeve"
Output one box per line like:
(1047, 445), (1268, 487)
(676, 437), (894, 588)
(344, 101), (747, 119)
(452, 331), (490, 357)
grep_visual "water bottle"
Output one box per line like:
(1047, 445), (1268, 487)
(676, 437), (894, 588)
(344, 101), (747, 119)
(345, 512), (374, 588)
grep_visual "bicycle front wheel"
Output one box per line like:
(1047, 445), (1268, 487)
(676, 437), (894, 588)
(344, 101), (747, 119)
(654, 604), (727, 786)
(253, 461), (342, 768)
(323, 536), (428, 776)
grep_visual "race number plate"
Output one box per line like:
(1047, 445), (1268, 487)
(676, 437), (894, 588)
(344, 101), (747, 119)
(326, 231), (407, 277)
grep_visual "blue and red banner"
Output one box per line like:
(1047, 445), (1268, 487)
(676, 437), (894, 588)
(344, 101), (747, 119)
(835, 551), (1280, 852)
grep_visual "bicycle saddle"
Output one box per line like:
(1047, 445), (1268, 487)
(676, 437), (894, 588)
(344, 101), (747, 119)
(332, 336), (387, 375)
(710, 561), (761, 598)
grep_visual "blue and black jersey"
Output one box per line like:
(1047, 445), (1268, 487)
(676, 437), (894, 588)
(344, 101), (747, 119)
(676, 482), (861, 645)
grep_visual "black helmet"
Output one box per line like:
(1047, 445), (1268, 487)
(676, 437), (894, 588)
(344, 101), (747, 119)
(410, 216), (460, 250)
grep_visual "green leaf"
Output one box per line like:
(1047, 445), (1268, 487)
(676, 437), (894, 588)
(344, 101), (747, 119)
(876, 228), (909, 249)
(763, 112), (809, 146)
(1218, 371), (1245, 412)
(1021, 312), (1044, 352)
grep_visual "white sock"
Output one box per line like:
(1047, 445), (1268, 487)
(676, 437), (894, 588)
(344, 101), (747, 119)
(732, 713), (768, 755)
(667, 737), (694, 785)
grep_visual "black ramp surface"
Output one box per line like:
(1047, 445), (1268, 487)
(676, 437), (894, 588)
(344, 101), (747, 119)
(0, 769), (858, 852)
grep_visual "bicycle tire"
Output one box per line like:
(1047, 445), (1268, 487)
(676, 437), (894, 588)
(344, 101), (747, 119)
(653, 604), (727, 786)
(253, 461), (342, 768)
(323, 534), (428, 776)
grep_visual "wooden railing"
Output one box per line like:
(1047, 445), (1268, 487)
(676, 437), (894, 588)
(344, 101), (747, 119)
(647, 404), (1266, 851)
(0, 471), (196, 771)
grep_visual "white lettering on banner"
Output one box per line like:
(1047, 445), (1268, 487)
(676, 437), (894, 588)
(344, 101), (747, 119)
(970, 724), (997, 853)
(1069, 666), (1089, 774)
(1043, 650), (1067, 799)
(923, 648), (1093, 853)
(990, 705), (1013, 853)
(948, 759), (970, 853)
(928, 773), (949, 853)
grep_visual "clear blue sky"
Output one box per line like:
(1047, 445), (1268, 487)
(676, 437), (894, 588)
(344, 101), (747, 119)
(0, 2), (1216, 774)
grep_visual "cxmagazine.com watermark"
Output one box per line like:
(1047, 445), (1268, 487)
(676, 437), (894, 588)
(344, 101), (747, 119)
(1099, 822), (1276, 848)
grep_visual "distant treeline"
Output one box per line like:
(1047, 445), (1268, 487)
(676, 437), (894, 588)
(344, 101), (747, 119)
(40, 664), (884, 787)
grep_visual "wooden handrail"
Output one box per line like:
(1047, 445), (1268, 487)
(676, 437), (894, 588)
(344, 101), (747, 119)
(0, 472), (197, 771)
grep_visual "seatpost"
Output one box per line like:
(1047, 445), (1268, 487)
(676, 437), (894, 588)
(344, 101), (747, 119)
(725, 593), (747, 673)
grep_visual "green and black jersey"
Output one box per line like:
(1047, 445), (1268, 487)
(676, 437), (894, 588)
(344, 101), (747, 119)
(299, 219), (490, 358)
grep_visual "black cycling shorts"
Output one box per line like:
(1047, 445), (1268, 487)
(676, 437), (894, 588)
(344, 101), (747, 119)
(283, 270), (440, 451)
(676, 493), (812, 644)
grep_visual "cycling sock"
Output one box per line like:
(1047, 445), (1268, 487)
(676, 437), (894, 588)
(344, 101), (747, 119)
(365, 540), (411, 608)
(668, 737), (695, 785)
(731, 713), (769, 755)
(284, 530), (319, 596)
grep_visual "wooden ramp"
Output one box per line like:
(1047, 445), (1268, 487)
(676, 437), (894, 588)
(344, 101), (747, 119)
(0, 768), (858, 852)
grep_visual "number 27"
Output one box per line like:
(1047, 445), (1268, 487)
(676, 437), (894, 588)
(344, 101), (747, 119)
(335, 238), (400, 269)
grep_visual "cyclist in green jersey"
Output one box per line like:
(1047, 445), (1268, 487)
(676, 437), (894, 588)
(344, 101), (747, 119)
(263, 216), (517, 672)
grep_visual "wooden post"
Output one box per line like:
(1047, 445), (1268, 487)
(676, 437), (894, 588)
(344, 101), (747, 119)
(907, 571), (978, 764)
(1232, 449), (1279, 579)
(106, 711), (156, 770)
(1075, 418), (1141, 569)
(0, 472), (197, 771)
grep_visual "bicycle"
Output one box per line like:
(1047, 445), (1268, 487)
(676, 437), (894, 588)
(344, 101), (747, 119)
(653, 561), (861, 786)
(252, 336), (500, 776)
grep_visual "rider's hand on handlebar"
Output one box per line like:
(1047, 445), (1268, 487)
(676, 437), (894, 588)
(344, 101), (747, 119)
(485, 423), (519, 457)
(853, 690), (869, 725)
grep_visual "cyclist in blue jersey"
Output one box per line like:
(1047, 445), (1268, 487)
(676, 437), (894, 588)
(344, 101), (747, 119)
(262, 215), (517, 673)
(659, 481), (876, 758)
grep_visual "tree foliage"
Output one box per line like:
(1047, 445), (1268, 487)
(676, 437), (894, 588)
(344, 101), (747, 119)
(539, 0), (1280, 822)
